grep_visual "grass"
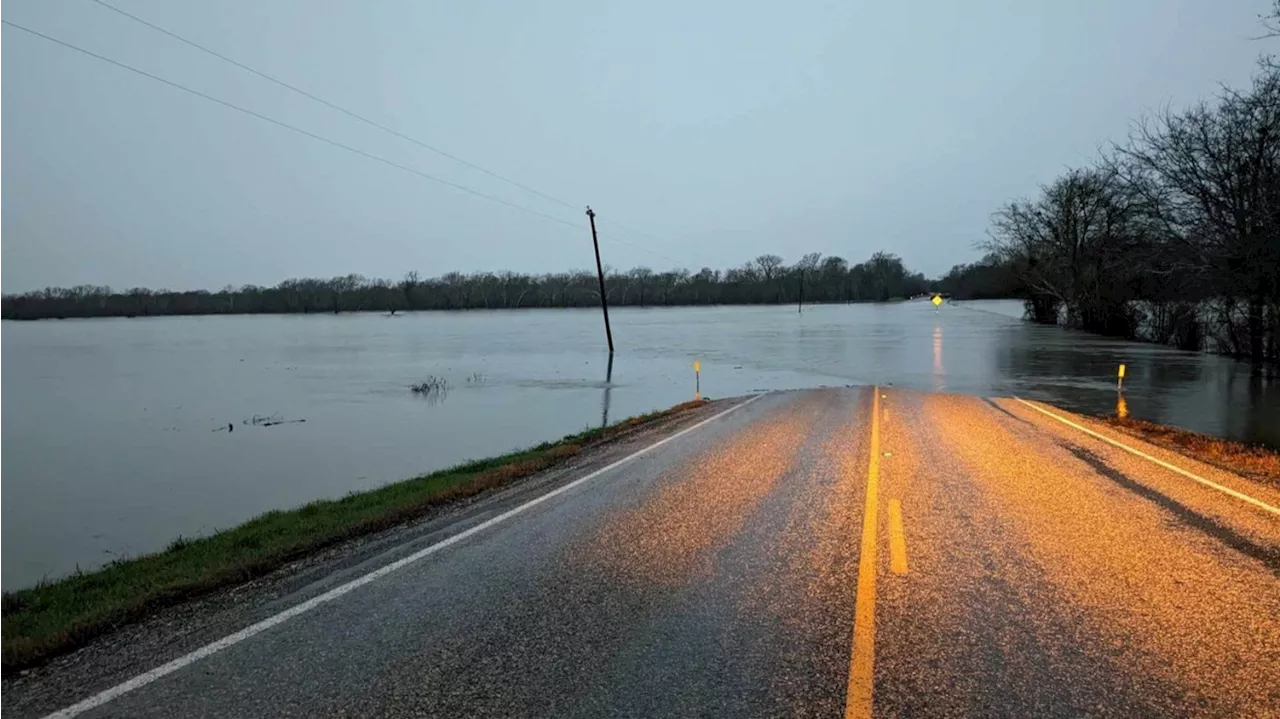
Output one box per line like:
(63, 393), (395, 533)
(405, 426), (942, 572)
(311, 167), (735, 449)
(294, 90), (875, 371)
(1103, 416), (1280, 486)
(1, 399), (707, 672)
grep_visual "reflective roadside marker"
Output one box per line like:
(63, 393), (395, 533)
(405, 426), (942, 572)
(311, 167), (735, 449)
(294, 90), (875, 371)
(693, 360), (701, 400)
(932, 295), (942, 307)
(1118, 363), (1126, 392)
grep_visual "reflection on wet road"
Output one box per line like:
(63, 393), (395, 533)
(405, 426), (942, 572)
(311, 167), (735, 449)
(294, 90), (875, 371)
(22, 389), (1280, 718)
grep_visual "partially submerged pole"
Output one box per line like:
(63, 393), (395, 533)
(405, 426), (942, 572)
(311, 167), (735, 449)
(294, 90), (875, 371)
(601, 352), (614, 427)
(585, 206), (615, 354)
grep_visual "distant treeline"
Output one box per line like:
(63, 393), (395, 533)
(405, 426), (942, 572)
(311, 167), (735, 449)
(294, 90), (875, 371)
(1, 251), (933, 320)
(933, 254), (1025, 301)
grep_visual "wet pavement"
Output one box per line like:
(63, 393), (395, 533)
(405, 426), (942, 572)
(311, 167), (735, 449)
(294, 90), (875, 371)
(12, 388), (1280, 718)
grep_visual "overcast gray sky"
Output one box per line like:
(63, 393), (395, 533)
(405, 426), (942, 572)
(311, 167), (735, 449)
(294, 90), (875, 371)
(2, 0), (1272, 292)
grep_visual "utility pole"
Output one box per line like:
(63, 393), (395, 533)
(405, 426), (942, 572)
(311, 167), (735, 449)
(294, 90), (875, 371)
(586, 206), (614, 353)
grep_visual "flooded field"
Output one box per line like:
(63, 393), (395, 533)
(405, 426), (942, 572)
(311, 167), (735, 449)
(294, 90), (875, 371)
(3, 299), (1275, 588)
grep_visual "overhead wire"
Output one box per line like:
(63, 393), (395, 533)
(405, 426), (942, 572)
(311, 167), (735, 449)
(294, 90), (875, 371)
(594, 217), (718, 269)
(1, 19), (582, 231)
(594, 229), (685, 267)
(87, 0), (706, 268)
(88, 0), (582, 213)
(10, 10), (707, 271)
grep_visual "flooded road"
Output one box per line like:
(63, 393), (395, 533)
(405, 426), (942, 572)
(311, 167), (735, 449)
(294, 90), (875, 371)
(3, 299), (1276, 588)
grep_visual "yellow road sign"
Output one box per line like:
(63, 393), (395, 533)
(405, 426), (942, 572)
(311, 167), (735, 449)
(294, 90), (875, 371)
(931, 295), (942, 307)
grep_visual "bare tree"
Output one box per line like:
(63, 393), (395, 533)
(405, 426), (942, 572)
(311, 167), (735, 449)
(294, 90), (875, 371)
(984, 164), (1148, 335)
(400, 271), (420, 310)
(1261, 0), (1280, 38)
(753, 254), (786, 302)
(628, 267), (654, 306)
(1120, 64), (1280, 361)
(795, 252), (822, 311)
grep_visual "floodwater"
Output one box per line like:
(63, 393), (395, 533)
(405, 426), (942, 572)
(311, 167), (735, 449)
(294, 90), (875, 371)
(3, 299), (1276, 589)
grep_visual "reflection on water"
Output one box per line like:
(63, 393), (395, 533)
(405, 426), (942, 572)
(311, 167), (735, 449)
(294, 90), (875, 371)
(3, 299), (1276, 588)
(932, 325), (944, 391)
(601, 353), (614, 428)
(1116, 394), (1129, 419)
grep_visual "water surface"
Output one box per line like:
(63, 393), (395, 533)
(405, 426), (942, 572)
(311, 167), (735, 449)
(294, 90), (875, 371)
(3, 300), (1275, 588)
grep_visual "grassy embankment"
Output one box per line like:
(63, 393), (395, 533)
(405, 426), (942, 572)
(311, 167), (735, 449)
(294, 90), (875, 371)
(1103, 417), (1280, 487)
(1, 400), (707, 672)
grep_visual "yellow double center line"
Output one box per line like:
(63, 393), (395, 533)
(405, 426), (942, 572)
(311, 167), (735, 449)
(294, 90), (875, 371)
(845, 387), (881, 719)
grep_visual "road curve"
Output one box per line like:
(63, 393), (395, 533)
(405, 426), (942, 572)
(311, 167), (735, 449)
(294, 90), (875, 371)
(9, 388), (1280, 718)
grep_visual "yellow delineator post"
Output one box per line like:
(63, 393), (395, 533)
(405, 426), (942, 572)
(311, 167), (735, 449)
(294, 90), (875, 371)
(1118, 363), (1126, 392)
(693, 360), (701, 400)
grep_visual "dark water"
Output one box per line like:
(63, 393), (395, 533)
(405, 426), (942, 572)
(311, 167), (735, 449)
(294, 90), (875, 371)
(3, 300), (1276, 588)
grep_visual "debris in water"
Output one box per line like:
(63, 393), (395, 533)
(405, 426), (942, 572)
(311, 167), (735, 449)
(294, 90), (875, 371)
(245, 413), (306, 427)
(214, 413), (306, 431)
(409, 376), (449, 405)
(410, 376), (448, 394)
(259, 418), (305, 427)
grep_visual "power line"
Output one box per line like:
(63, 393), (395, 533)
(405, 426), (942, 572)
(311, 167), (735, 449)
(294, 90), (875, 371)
(595, 230), (685, 267)
(89, 0), (581, 213)
(1, 19), (581, 231)
(595, 218), (716, 268)
(12, 11), (707, 270)
(88, 0), (711, 268)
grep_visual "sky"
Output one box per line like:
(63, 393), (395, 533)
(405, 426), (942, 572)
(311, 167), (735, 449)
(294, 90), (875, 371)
(2, 0), (1274, 292)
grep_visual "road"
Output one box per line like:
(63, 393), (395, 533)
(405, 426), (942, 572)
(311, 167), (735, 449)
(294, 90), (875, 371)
(16, 388), (1280, 718)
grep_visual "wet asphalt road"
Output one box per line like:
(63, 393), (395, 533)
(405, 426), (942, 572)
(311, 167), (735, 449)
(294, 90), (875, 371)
(29, 388), (1280, 717)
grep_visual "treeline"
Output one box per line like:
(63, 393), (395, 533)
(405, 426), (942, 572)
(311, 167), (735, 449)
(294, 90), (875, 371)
(929, 16), (1280, 367)
(1, 251), (931, 320)
(939, 58), (1280, 366)
(934, 253), (1025, 301)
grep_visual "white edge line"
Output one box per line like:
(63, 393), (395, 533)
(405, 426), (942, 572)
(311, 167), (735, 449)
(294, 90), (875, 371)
(1011, 397), (1280, 517)
(44, 393), (770, 719)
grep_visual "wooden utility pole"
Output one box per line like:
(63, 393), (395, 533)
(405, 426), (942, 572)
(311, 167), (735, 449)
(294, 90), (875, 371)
(585, 206), (615, 353)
